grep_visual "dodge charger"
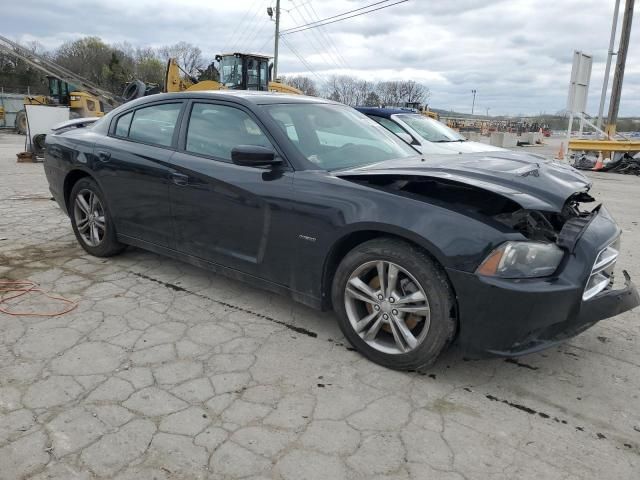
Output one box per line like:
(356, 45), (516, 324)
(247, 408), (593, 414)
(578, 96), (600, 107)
(43, 91), (639, 370)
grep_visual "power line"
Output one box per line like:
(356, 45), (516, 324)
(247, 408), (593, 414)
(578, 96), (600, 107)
(295, 0), (348, 69)
(255, 34), (275, 54)
(288, 0), (344, 71)
(306, 1), (350, 67)
(280, 35), (326, 83)
(230, 0), (270, 52)
(281, 0), (394, 32)
(281, 0), (408, 35)
(222, 0), (264, 52)
(244, 16), (272, 51)
(236, 1), (271, 51)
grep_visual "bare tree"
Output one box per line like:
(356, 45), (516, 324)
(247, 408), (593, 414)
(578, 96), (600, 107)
(317, 76), (430, 107)
(400, 80), (430, 105)
(157, 42), (204, 77)
(321, 75), (362, 106)
(134, 47), (165, 85)
(280, 75), (318, 96)
(363, 91), (381, 107)
(374, 80), (430, 107)
(353, 80), (374, 106)
(375, 81), (401, 106)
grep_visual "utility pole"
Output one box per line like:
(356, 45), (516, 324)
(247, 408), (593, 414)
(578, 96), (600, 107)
(471, 89), (477, 115)
(596, 0), (620, 130)
(273, 0), (281, 80)
(606, 0), (634, 135)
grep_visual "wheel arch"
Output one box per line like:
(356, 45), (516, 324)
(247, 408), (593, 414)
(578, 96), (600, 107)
(321, 226), (455, 311)
(63, 169), (94, 215)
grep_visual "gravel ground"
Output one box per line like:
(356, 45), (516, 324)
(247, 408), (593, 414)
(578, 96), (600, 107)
(1, 131), (639, 479)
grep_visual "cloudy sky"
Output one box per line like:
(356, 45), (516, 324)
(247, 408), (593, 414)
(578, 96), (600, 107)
(6, 0), (640, 116)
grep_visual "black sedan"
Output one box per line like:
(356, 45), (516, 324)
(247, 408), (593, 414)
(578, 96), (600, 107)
(44, 91), (639, 370)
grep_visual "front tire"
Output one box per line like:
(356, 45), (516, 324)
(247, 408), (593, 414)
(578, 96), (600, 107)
(331, 238), (455, 370)
(69, 177), (125, 257)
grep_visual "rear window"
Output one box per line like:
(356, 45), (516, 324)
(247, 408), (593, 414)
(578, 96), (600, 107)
(115, 112), (132, 137)
(126, 103), (182, 147)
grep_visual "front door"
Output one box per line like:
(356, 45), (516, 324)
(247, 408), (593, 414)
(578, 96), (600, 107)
(169, 101), (294, 283)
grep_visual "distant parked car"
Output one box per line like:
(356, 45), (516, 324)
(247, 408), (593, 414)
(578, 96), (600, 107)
(356, 107), (506, 154)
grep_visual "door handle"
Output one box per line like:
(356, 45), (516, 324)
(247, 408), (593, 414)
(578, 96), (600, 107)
(96, 150), (111, 162)
(170, 172), (189, 186)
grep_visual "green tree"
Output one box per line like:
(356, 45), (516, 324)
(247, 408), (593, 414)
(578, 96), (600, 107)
(55, 37), (113, 85)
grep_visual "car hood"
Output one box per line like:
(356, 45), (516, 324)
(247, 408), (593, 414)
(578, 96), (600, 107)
(428, 140), (506, 154)
(334, 151), (592, 212)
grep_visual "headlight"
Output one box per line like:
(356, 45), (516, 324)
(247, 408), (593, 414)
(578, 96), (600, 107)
(70, 95), (80, 101)
(476, 241), (564, 278)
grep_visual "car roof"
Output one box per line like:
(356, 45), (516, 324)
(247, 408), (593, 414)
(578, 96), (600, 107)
(126, 90), (338, 107)
(354, 107), (421, 118)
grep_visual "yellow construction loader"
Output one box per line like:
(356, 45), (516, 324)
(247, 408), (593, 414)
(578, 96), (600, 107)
(403, 102), (439, 120)
(171, 53), (301, 94)
(124, 53), (302, 101)
(15, 77), (105, 134)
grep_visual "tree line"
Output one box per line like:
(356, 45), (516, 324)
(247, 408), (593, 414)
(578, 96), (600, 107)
(0, 36), (211, 96)
(281, 74), (430, 107)
(1, 36), (430, 109)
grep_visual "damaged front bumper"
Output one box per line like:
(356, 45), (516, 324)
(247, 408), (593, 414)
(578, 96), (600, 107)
(577, 270), (638, 326)
(447, 206), (640, 357)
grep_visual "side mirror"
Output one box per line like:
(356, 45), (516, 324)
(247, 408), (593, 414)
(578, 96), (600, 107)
(396, 132), (415, 145)
(231, 145), (282, 167)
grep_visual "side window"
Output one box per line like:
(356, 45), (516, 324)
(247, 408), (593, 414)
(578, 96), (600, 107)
(369, 115), (406, 136)
(128, 103), (182, 147)
(115, 111), (133, 137)
(186, 103), (273, 161)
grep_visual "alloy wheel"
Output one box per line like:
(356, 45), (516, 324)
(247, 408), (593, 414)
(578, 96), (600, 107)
(73, 189), (106, 247)
(344, 260), (431, 355)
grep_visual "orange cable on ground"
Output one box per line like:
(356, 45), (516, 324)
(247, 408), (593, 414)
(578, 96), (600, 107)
(0, 280), (78, 316)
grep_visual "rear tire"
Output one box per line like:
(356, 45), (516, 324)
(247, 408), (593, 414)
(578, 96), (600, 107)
(69, 177), (125, 257)
(331, 238), (455, 370)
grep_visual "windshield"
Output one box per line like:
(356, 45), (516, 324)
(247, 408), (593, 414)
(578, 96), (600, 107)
(397, 114), (466, 142)
(219, 56), (243, 89)
(264, 104), (417, 170)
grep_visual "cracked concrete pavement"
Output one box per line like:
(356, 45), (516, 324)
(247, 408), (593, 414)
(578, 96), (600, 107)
(0, 132), (639, 479)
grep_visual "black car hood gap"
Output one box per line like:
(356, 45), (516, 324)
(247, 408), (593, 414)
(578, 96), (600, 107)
(335, 151), (592, 212)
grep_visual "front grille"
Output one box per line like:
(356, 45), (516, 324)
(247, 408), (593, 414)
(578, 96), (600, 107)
(583, 238), (619, 300)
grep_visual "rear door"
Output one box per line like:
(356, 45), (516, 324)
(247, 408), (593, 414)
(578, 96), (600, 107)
(95, 101), (184, 248)
(168, 100), (294, 283)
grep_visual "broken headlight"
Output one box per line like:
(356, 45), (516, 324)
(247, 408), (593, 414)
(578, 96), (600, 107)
(476, 241), (564, 278)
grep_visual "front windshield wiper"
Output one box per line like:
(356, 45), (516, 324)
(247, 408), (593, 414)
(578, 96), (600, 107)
(432, 138), (467, 143)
